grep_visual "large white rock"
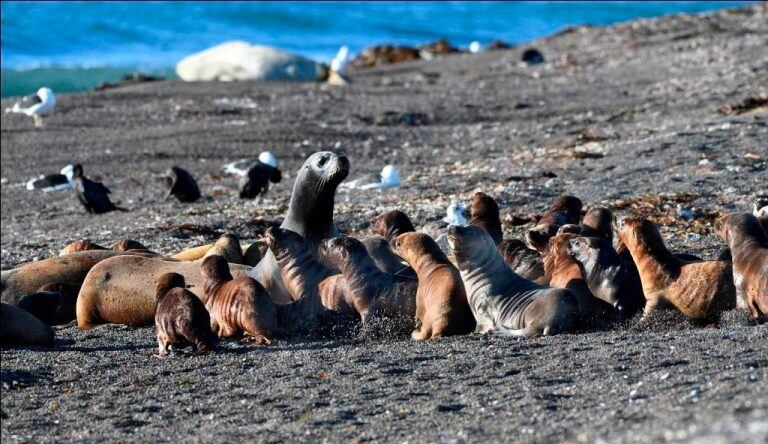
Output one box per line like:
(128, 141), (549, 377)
(175, 40), (328, 82)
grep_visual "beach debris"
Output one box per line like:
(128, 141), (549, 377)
(676, 205), (695, 221)
(419, 39), (460, 59)
(327, 46), (351, 85)
(93, 73), (163, 91)
(342, 165), (400, 190)
(175, 41), (328, 83)
(349, 39), (462, 70)
(4, 87), (56, 128)
(487, 40), (513, 51)
(719, 93), (767, 115)
(521, 48), (545, 65)
(165, 166), (201, 203)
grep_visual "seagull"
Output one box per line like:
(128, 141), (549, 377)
(343, 165), (401, 190)
(327, 46), (350, 85)
(222, 151), (277, 177)
(443, 202), (468, 225)
(5, 87), (56, 128)
(25, 166), (73, 192)
(62, 164), (126, 214)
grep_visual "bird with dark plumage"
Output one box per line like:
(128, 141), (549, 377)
(165, 166), (201, 202)
(62, 164), (126, 214)
(239, 161), (282, 199)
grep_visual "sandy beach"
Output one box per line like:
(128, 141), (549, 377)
(1, 4), (767, 442)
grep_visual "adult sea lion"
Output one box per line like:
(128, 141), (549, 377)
(579, 207), (614, 241)
(371, 210), (416, 241)
(155, 273), (217, 355)
(76, 256), (251, 329)
(251, 151), (349, 303)
(1, 250), (149, 305)
(1, 302), (54, 347)
(59, 240), (106, 255)
(616, 216), (736, 322)
(110, 239), (150, 252)
(537, 195), (582, 227)
(17, 282), (80, 325)
(390, 232), (475, 340)
(447, 225), (581, 337)
(715, 212), (768, 320)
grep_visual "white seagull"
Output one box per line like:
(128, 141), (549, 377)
(222, 151), (278, 177)
(443, 202), (468, 225)
(5, 87), (56, 128)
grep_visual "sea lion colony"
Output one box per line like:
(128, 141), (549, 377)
(1, 151), (765, 350)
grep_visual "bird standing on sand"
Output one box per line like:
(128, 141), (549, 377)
(239, 152), (282, 199)
(62, 164), (126, 214)
(165, 166), (201, 202)
(4, 87), (56, 128)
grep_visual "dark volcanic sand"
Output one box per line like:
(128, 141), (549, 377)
(2, 5), (767, 443)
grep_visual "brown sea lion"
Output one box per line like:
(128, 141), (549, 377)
(579, 207), (614, 241)
(566, 236), (645, 319)
(17, 282), (80, 326)
(171, 244), (213, 261)
(497, 239), (545, 282)
(76, 256), (251, 329)
(390, 232), (475, 340)
(154, 273), (217, 355)
(371, 210), (416, 241)
(616, 216), (736, 322)
(110, 239), (149, 251)
(202, 233), (244, 264)
(251, 152), (350, 303)
(201, 255), (276, 344)
(543, 233), (615, 327)
(469, 192), (503, 244)
(323, 236), (418, 330)
(360, 236), (417, 279)
(447, 225), (581, 337)
(715, 212), (768, 320)
(538, 195), (582, 227)
(1, 302), (55, 347)
(1, 250), (150, 305)
(59, 240), (106, 255)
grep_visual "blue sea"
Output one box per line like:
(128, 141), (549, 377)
(1, 1), (746, 97)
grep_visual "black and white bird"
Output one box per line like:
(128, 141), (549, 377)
(4, 87), (56, 128)
(165, 166), (201, 202)
(222, 151), (282, 199)
(62, 164), (126, 214)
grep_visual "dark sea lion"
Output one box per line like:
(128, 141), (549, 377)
(242, 242), (263, 267)
(538, 195), (582, 227)
(390, 232), (475, 340)
(202, 233), (244, 264)
(616, 217), (736, 322)
(59, 240), (106, 255)
(469, 192), (503, 244)
(579, 207), (614, 241)
(447, 225), (580, 337)
(543, 233), (615, 327)
(110, 239), (150, 252)
(323, 236), (418, 329)
(1, 302), (55, 347)
(1, 250), (147, 305)
(61, 163), (126, 214)
(566, 236), (645, 319)
(17, 282), (79, 326)
(360, 236), (417, 279)
(497, 239), (546, 282)
(76, 256), (251, 329)
(154, 273), (217, 355)
(201, 255), (276, 344)
(715, 212), (768, 320)
(165, 166), (201, 203)
(371, 210), (416, 241)
(251, 151), (350, 303)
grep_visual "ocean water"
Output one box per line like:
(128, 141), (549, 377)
(1, 1), (745, 97)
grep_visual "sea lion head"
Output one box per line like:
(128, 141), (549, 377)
(200, 255), (233, 284)
(390, 232), (446, 266)
(204, 233), (243, 264)
(371, 210), (416, 241)
(582, 207), (614, 241)
(470, 192), (500, 223)
(298, 151), (350, 191)
(615, 216), (664, 255)
(715, 212), (768, 247)
(155, 272), (186, 300)
(551, 195), (583, 224)
(110, 239), (148, 251)
(322, 236), (369, 270)
(526, 223), (560, 253)
(262, 227), (309, 262)
(445, 225), (496, 270)
(566, 236), (628, 310)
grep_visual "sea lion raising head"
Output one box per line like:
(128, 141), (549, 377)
(469, 192), (503, 245)
(371, 210), (416, 241)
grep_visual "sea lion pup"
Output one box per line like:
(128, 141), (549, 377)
(242, 242), (263, 267)
(469, 192), (503, 244)
(76, 256), (251, 329)
(202, 233), (244, 264)
(251, 151), (350, 303)
(715, 212), (768, 320)
(201, 255), (276, 344)
(1, 303), (55, 347)
(371, 210), (416, 241)
(17, 282), (80, 325)
(526, 223), (560, 253)
(616, 216), (736, 322)
(59, 240), (106, 255)
(538, 195), (583, 227)
(447, 225), (580, 337)
(110, 239), (150, 252)
(154, 273), (217, 356)
(323, 236), (418, 326)
(165, 166), (201, 203)
(360, 236), (417, 279)
(543, 233), (614, 327)
(497, 239), (546, 282)
(567, 237), (645, 319)
(390, 232), (475, 340)
(579, 207), (614, 241)
(1, 250), (148, 305)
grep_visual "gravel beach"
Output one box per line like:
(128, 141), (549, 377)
(2, 4), (767, 443)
